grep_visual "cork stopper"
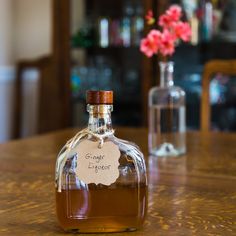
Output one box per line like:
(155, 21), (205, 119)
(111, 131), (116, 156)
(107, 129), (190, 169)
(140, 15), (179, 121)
(86, 90), (113, 104)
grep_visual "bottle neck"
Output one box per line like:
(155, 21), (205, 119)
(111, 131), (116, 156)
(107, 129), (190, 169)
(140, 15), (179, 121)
(159, 61), (174, 87)
(87, 105), (113, 134)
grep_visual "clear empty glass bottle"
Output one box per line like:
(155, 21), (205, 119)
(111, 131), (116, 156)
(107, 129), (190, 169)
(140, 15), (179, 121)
(55, 90), (147, 233)
(148, 62), (186, 157)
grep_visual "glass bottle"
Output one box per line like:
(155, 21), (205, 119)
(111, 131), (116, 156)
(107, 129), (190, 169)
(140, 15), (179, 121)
(148, 62), (186, 157)
(121, 1), (133, 47)
(98, 17), (109, 48)
(55, 90), (147, 233)
(132, 3), (144, 46)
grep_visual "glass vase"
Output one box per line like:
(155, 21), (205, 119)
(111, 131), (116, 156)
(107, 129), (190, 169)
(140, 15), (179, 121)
(148, 61), (186, 157)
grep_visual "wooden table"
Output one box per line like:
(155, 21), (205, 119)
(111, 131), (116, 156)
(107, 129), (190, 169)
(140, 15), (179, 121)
(1, 128), (236, 235)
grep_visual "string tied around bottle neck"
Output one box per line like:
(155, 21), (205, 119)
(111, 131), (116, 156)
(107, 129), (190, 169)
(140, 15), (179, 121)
(67, 128), (114, 149)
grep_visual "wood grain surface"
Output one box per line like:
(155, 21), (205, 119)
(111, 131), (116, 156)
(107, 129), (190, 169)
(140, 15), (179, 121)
(0, 128), (236, 235)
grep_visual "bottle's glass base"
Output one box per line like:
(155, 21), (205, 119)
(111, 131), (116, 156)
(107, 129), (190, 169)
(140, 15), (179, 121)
(150, 142), (186, 157)
(64, 227), (137, 233)
(59, 216), (141, 233)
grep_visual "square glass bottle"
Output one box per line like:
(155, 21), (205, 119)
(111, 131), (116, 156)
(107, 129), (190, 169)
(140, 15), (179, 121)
(55, 90), (148, 233)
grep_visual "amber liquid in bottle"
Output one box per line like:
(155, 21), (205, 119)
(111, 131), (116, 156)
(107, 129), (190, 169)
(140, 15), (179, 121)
(56, 150), (147, 233)
(56, 184), (147, 233)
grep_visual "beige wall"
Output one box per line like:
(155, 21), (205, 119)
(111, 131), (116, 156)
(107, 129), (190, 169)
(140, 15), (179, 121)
(0, 0), (85, 63)
(0, 0), (52, 64)
(13, 0), (52, 61)
(71, 0), (85, 34)
(0, 0), (14, 66)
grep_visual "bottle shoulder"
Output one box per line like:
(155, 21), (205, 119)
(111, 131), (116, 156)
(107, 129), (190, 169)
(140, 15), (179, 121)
(149, 85), (185, 106)
(56, 134), (145, 164)
(112, 136), (144, 158)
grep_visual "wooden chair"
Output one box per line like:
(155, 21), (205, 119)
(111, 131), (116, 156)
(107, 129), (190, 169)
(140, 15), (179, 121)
(201, 59), (236, 132)
(13, 55), (64, 138)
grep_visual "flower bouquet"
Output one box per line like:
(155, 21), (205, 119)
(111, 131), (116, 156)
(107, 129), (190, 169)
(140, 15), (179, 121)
(140, 5), (191, 59)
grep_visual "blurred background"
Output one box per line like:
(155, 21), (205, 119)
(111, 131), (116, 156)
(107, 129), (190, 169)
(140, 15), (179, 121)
(1, 0), (236, 142)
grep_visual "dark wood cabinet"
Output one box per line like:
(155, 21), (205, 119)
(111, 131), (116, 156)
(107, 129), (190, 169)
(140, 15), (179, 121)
(52, 0), (236, 131)
(52, 0), (162, 128)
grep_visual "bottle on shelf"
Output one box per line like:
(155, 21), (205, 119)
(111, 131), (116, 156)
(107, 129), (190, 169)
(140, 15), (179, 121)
(182, 0), (199, 45)
(212, 0), (222, 36)
(121, 1), (134, 47)
(98, 17), (110, 48)
(132, 3), (144, 46)
(190, 13), (199, 45)
(200, 0), (213, 41)
(110, 18), (123, 46)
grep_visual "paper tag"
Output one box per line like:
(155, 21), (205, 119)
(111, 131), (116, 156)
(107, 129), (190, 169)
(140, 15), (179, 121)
(75, 140), (120, 185)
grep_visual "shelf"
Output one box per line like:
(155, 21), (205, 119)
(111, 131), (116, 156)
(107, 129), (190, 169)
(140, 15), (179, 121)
(71, 46), (140, 51)
(71, 41), (236, 52)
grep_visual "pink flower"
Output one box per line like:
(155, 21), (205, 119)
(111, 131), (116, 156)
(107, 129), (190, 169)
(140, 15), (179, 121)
(166, 5), (182, 21)
(159, 5), (182, 28)
(159, 29), (175, 56)
(145, 10), (155, 25)
(140, 30), (161, 57)
(172, 22), (192, 42)
(159, 14), (172, 28)
(140, 38), (155, 57)
(148, 29), (162, 43)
